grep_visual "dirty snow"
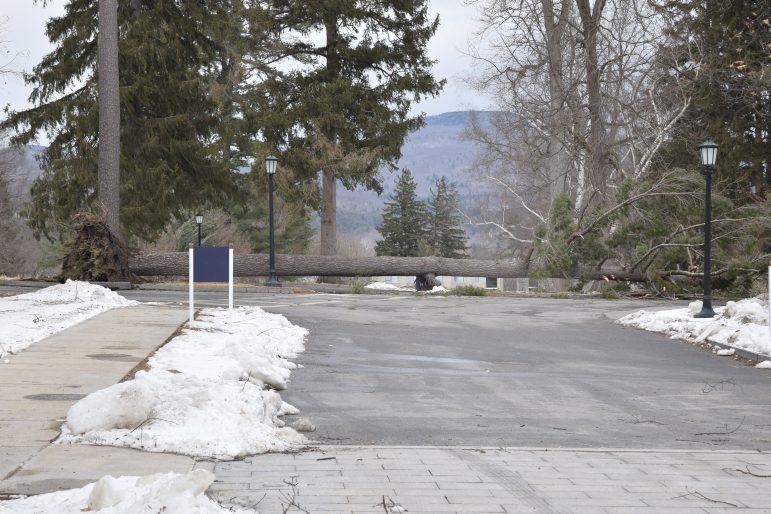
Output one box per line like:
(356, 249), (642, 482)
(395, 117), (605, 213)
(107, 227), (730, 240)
(365, 282), (413, 291)
(0, 280), (137, 357)
(0, 470), (250, 514)
(618, 297), (770, 357)
(59, 306), (308, 459)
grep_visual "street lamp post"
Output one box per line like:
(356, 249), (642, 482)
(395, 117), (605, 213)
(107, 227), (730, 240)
(195, 213), (203, 247)
(265, 155), (281, 287)
(695, 140), (718, 318)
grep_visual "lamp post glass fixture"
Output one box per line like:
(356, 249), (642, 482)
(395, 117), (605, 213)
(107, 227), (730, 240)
(695, 140), (718, 318)
(265, 155), (281, 287)
(195, 213), (203, 247)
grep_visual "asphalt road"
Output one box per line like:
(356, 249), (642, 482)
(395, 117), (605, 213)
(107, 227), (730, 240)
(110, 289), (771, 451)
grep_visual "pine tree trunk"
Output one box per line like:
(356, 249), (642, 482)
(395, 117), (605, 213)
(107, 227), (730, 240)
(319, 15), (339, 257)
(97, 0), (121, 238)
(131, 252), (719, 284)
(320, 167), (336, 255)
(131, 252), (530, 278)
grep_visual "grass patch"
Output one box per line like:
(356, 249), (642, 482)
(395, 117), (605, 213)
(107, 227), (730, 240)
(349, 281), (366, 294)
(449, 285), (488, 296)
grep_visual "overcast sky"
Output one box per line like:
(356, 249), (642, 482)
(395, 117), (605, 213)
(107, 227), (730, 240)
(1, 0), (491, 124)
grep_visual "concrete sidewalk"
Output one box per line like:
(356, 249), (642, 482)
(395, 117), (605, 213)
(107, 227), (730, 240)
(0, 304), (192, 494)
(202, 446), (771, 513)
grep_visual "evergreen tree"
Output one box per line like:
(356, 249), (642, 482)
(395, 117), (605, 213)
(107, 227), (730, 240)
(428, 177), (468, 258)
(375, 170), (429, 257)
(656, 0), (770, 195)
(256, 0), (444, 256)
(232, 169), (314, 255)
(1, 1), (249, 241)
(0, 152), (23, 273)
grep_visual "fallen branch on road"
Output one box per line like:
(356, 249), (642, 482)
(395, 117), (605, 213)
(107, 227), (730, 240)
(723, 465), (771, 478)
(694, 417), (745, 436)
(672, 488), (739, 508)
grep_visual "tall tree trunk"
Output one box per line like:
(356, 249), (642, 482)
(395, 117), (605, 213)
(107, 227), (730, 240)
(97, 0), (121, 238)
(542, 0), (568, 201)
(320, 167), (337, 255)
(320, 16), (339, 256)
(576, 0), (607, 202)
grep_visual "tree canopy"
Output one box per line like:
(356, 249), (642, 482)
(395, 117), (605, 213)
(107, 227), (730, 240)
(1, 1), (263, 241)
(375, 169), (429, 257)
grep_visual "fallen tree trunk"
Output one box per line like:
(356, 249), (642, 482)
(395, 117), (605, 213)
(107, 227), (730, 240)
(130, 252), (530, 278)
(130, 251), (725, 283)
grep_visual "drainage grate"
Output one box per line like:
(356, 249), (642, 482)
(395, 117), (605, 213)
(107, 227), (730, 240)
(86, 353), (136, 362)
(24, 393), (86, 401)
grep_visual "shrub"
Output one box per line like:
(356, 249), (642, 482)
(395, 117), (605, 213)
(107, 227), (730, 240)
(450, 285), (487, 296)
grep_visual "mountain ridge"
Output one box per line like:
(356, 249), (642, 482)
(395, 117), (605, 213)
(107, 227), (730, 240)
(3, 111), (498, 235)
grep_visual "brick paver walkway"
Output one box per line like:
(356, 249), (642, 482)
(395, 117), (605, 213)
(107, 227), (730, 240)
(202, 446), (771, 513)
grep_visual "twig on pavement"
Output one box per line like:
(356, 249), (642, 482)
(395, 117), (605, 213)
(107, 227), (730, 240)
(695, 417), (745, 436)
(672, 488), (739, 508)
(723, 465), (771, 478)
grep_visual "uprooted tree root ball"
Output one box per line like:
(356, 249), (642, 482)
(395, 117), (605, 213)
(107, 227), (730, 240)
(61, 212), (138, 282)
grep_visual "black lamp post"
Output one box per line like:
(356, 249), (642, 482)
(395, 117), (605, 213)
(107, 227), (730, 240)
(265, 155), (281, 287)
(195, 213), (203, 247)
(695, 140), (718, 318)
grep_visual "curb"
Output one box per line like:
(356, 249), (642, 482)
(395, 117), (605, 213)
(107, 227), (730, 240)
(709, 340), (770, 365)
(0, 279), (132, 290)
(136, 283), (304, 294)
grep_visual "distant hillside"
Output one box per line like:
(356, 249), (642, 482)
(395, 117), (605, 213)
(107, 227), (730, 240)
(4, 111), (497, 236)
(1, 145), (45, 201)
(336, 110), (495, 234)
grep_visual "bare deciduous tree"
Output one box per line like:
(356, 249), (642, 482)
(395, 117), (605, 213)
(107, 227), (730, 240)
(463, 0), (696, 267)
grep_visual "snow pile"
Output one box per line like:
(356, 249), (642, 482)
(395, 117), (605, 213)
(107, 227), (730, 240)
(59, 306), (309, 459)
(618, 297), (771, 356)
(365, 282), (413, 291)
(0, 470), (251, 514)
(0, 280), (137, 357)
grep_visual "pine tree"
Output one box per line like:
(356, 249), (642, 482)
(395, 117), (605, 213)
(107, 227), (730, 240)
(0, 151), (24, 273)
(232, 169), (314, 255)
(655, 0), (770, 195)
(428, 177), (468, 258)
(1, 1), (248, 241)
(256, 0), (444, 256)
(375, 170), (429, 257)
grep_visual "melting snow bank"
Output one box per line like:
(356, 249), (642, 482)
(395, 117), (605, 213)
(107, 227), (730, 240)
(365, 281), (413, 291)
(617, 297), (770, 358)
(0, 470), (250, 514)
(0, 280), (137, 357)
(59, 306), (309, 459)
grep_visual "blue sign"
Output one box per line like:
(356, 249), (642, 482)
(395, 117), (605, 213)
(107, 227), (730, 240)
(193, 247), (230, 283)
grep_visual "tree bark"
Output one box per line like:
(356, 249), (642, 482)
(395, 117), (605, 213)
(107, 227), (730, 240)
(319, 15), (339, 256)
(97, 0), (121, 238)
(320, 167), (336, 255)
(575, 0), (607, 201)
(130, 252), (741, 284)
(131, 252), (529, 278)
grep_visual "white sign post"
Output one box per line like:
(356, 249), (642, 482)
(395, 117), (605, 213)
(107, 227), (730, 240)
(189, 248), (194, 325)
(768, 262), (770, 342)
(228, 247), (234, 309)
